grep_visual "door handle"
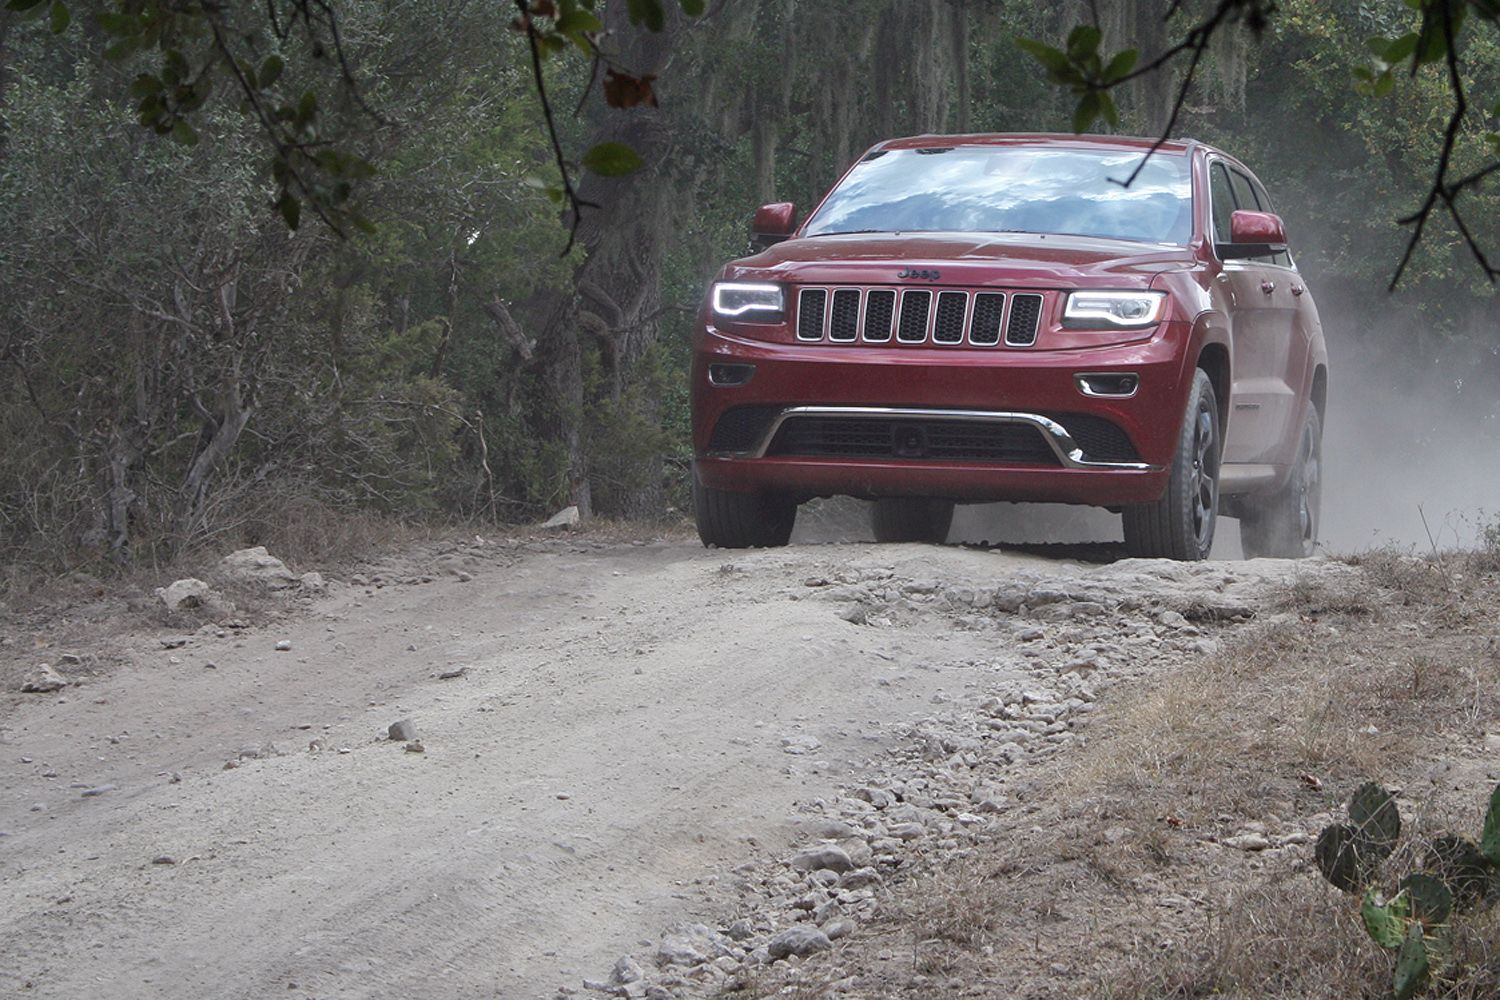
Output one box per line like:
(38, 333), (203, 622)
(1260, 280), (1276, 295)
(1291, 284), (1305, 296)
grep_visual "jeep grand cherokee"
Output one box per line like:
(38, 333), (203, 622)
(691, 133), (1328, 561)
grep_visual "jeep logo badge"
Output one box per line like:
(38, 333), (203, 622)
(897, 268), (941, 281)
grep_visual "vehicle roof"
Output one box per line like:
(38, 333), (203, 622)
(875, 133), (1200, 156)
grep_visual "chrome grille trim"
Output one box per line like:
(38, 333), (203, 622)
(828, 288), (860, 342)
(896, 290), (932, 343)
(932, 291), (969, 345)
(790, 286), (1049, 347)
(1005, 292), (1044, 347)
(797, 288), (827, 342)
(721, 405), (1162, 470)
(969, 293), (1005, 345)
(862, 289), (896, 342)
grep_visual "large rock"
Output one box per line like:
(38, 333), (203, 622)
(654, 922), (734, 968)
(542, 505), (580, 530)
(766, 925), (832, 961)
(20, 664), (68, 693)
(219, 547), (297, 589)
(790, 844), (855, 874)
(156, 578), (212, 611)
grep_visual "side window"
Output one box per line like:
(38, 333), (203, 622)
(1209, 163), (1235, 246)
(1228, 170), (1260, 211)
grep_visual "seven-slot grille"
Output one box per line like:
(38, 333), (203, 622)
(796, 287), (1046, 346)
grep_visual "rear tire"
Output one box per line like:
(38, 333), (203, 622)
(1240, 408), (1322, 559)
(871, 497), (955, 544)
(693, 471), (796, 549)
(1122, 369), (1220, 561)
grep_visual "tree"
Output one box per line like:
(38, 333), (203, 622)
(1019, 0), (1500, 287)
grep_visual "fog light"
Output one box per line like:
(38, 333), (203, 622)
(1075, 373), (1140, 398)
(708, 363), (755, 387)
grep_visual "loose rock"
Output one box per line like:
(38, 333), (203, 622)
(156, 578), (213, 611)
(20, 664), (68, 693)
(790, 845), (855, 874)
(543, 505), (581, 530)
(766, 925), (832, 961)
(219, 546), (297, 589)
(388, 719), (418, 741)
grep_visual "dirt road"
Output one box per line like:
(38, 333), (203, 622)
(0, 533), (1328, 998)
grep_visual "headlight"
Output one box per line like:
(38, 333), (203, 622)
(712, 282), (785, 322)
(1063, 290), (1168, 328)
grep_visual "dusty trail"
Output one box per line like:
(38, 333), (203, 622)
(0, 536), (1319, 999)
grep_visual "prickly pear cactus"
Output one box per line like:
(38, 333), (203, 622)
(1349, 782), (1401, 854)
(1399, 873), (1454, 927)
(1426, 836), (1490, 911)
(1317, 823), (1370, 891)
(1361, 887), (1410, 949)
(1481, 784), (1500, 866)
(1393, 923), (1430, 1000)
(1316, 783), (1401, 892)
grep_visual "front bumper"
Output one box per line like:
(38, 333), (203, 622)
(692, 319), (1198, 506)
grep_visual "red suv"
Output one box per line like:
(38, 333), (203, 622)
(691, 134), (1328, 560)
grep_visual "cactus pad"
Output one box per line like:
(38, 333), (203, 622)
(1392, 922), (1430, 1000)
(1316, 823), (1378, 892)
(1361, 886), (1410, 949)
(1481, 783), (1500, 866)
(1427, 835), (1491, 911)
(1399, 873), (1454, 927)
(1348, 782), (1401, 854)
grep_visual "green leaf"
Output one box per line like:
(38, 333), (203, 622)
(295, 90), (317, 130)
(554, 8), (603, 35)
(1015, 37), (1072, 74)
(1373, 71), (1394, 97)
(1480, 783), (1500, 864)
(259, 55), (284, 89)
(128, 73), (161, 99)
(48, 0), (68, 33)
(1416, 22), (1447, 65)
(277, 190), (301, 230)
(1393, 922), (1430, 1000)
(678, 0), (705, 15)
(1102, 48), (1138, 82)
(4, 0), (48, 11)
(171, 119), (199, 146)
(580, 140), (643, 176)
(1066, 24), (1102, 57)
(1072, 90), (1102, 133)
(626, 0), (665, 31)
(1362, 887), (1410, 949)
(1098, 91), (1119, 128)
(1384, 32), (1420, 64)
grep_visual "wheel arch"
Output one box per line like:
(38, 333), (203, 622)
(1196, 340), (1231, 432)
(1310, 363), (1328, 427)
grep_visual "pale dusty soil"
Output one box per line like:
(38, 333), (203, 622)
(0, 529), (1368, 999)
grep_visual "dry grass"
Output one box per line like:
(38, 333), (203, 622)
(802, 563), (1500, 999)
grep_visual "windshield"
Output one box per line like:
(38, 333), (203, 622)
(802, 146), (1192, 245)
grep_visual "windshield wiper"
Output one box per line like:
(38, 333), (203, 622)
(804, 229), (891, 237)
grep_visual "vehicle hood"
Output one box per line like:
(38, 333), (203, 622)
(724, 232), (1197, 287)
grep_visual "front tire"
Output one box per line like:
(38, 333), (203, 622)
(1122, 369), (1220, 561)
(871, 497), (955, 544)
(1240, 408), (1322, 559)
(693, 472), (796, 549)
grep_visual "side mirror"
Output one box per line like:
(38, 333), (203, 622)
(1220, 210), (1288, 260)
(750, 202), (797, 251)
